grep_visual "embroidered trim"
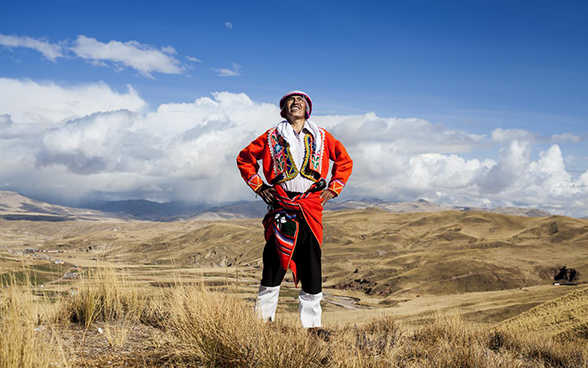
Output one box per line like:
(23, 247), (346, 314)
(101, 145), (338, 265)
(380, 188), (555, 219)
(310, 128), (325, 173)
(268, 126), (324, 185)
(268, 128), (298, 184)
(300, 133), (320, 182)
(328, 179), (345, 196)
(247, 174), (263, 192)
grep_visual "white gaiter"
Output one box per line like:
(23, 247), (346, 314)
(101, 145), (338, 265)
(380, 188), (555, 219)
(299, 290), (322, 328)
(255, 285), (280, 322)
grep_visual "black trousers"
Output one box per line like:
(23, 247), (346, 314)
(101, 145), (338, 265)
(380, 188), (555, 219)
(260, 216), (322, 294)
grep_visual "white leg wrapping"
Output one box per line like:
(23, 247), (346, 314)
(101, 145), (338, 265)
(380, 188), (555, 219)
(299, 290), (322, 328)
(255, 285), (280, 322)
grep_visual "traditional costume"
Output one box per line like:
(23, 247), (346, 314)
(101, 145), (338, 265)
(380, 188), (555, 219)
(236, 91), (352, 327)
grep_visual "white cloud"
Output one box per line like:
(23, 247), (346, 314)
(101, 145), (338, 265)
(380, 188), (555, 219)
(1, 81), (587, 216)
(0, 78), (147, 124)
(491, 127), (536, 144)
(160, 46), (177, 54)
(1, 33), (254, 79)
(0, 34), (64, 61)
(71, 35), (184, 77)
(552, 133), (582, 144)
(225, 22), (233, 30)
(212, 62), (241, 77)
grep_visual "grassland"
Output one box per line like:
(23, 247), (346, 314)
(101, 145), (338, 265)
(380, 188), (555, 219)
(1, 209), (587, 366)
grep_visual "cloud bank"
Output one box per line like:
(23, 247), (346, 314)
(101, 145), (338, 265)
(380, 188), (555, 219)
(0, 78), (586, 216)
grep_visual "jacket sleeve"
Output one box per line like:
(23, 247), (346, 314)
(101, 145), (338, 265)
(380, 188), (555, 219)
(325, 130), (353, 196)
(236, 132), (268, 192)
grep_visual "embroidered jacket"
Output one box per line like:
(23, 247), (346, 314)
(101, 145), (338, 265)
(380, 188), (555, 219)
(237, 126), (353, 197)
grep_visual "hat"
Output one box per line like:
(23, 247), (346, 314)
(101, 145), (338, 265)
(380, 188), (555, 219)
(279, 90), (312, 119)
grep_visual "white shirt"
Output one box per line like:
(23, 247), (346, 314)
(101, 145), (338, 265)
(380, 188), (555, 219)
(279, 123), (315, 193)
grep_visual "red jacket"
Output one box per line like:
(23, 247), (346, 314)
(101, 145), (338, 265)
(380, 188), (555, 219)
(237, 126), (353, 197)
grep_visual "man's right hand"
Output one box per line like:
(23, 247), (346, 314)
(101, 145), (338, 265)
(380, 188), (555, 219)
(257, 184), (277, 205)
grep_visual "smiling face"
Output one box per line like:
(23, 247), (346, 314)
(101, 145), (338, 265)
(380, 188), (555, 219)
(284, 95), (307, 121)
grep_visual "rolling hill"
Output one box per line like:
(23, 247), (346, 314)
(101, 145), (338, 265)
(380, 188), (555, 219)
(496, 286), (588, 339)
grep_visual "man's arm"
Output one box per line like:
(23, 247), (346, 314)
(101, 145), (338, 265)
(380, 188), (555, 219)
(236, 131), (278, 204)
(323, 130), (353, 200)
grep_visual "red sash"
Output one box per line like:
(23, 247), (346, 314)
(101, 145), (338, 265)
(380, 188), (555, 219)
(262, 186), (324, 286)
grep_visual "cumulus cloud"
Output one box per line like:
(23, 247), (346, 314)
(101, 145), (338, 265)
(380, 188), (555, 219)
(0, 78), (146, 124)
(0, 34), (64, 61)
(212, 62), (241, 77)
(186, 56), (202, 62)
(1, 79), (587, 216)
(70, 35), (184, 77)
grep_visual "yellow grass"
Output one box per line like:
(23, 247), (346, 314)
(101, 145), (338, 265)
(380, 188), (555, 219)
(0, 265), (587, 367)
(57, 265), (147, 327)
(0, 276), (68, 368)
(496, 286), (588, 339)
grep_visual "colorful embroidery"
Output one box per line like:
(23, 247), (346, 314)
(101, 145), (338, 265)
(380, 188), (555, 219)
(300, 134), (320, 182)
(328, 179), (345, 197)
(309, 128), (325, 173)
(268, 128), (298, 184)
(268, 127), (325, 184)
(247, 174), (263, 192)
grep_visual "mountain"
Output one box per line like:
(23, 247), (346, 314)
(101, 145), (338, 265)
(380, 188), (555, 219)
(90, 200), (208, 222)
(0, 191), (117, 221)
(326, 198), (552, 217)
(0, 191), (557, 222)
(454, 205), (551, 217)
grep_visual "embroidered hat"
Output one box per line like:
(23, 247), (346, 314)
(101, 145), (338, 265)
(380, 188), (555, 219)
(279, 90), (312, 119)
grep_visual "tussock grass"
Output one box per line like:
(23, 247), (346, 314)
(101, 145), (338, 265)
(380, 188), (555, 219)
(0, 277), (68, 368)
(153, 288), (588, 368)
(1, 264), (586, 367)
(162, 285), (330, 367)
(57, 266), (147, 326)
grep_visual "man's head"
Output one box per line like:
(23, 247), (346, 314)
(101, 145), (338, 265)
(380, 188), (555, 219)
(279, 90), (312, 120)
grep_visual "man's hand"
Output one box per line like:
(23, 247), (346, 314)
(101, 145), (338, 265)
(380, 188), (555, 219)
(257, 184), (277, 205)
(320, 189), (335, 206)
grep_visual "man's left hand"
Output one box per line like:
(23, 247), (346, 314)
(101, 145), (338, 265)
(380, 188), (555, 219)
(320, 189), (335, 206)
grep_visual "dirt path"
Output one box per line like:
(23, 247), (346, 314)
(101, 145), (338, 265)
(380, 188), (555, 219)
(323, 291), (369, 310)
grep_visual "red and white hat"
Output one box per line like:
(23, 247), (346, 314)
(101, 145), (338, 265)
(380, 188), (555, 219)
(279, 90), (312, 119)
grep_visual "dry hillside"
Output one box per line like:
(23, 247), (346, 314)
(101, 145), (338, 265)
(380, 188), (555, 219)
(496, 286), (588, 339)
(1, 209), (587, 327)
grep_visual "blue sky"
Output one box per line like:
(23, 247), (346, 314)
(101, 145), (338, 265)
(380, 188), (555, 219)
(1, 0), (587, 216)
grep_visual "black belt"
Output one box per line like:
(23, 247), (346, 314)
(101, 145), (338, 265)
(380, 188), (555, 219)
(284, 191), (303, 199)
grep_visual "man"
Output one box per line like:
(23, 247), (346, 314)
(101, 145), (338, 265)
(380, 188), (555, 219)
(236, 90), (352, 331)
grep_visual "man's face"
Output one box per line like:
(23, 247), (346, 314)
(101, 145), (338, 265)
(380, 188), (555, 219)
(284, 95), (307, 120)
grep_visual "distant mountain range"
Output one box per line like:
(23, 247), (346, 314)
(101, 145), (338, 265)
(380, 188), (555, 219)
(0, 191), (116, 222)
(0, 190), (557, 222)
(326, 198), (552, 218)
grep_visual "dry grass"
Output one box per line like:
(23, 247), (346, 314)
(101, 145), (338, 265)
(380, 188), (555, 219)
(160, 285), (330, 367)
(1, 266), (587, 367)
(0, 276), (68, 368)
(57, 266), (148, 327)
(496, 286), (588, 339)
(144, 285), (587, 368)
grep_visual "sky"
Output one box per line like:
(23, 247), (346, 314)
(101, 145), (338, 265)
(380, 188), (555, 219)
(0, 0), (587, 217)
